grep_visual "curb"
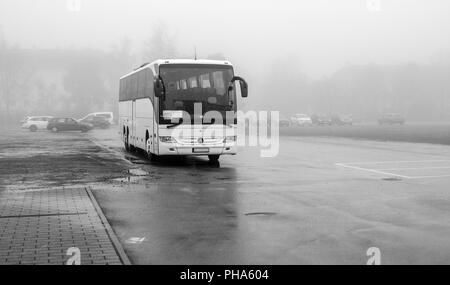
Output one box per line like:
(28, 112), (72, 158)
(85, 187), (132, 265)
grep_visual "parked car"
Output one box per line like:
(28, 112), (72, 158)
(20, 116), (31, 125)
(378, 113), (405, 125)
(312, 114), (332, 125)
(331, 114), (353, 126)
(279, 115), (291, 127)
(47, 118), (93, 133)
(78, 115), (110, 129)
(80, 112), (114, 125)
(21, 116), (53, 132)
(290, 114), (312, 126)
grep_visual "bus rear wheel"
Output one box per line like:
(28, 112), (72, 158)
(148, 152), (159, 162)
(124, 133), (130, 151)
(208, 155), (220, 163)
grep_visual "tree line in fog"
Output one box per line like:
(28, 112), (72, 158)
(1, 25), (450, 123)
(0, 23), (223, 123)
(258, 55), (450, 122)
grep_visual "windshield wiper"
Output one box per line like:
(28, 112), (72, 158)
(167, 119), (183, 129)
(202, 118), (216, 125)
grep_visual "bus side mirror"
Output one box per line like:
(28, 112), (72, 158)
(154, 76), (165, 98)
(231, 76), (248, 98)
(239, 80), (248, 98)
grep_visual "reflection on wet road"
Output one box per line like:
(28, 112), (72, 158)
(89, 127), (450, 264)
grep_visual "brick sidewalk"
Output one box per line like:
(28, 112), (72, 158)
(0, 187), (130, 265)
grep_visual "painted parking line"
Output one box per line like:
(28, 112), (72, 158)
(336, 160), (450, 179)
(337, 160), (450, 165)
(378, 166), (450, 171)
(335, 163), (412, 179)
(407, 174), (450, 179)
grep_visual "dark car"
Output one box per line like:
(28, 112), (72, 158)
(279, 115), (291, 127)
(331, 114), (353, 126)
(378, 113), (405, 125)
(47, 118), (93, 132)
(78, 116), (110, 129)
(279, 119), (291, 127)
(312, 114), (332, 125)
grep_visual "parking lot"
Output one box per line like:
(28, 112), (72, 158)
(2, 125), (450, 264)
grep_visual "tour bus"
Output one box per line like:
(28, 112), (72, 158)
(119, 59), (248, 162)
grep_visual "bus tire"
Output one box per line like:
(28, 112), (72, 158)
(149, 153), (159, 162)
(124, 129), (130, 151)
(208, 155), (220, 163)
(29, 125), (37, 132)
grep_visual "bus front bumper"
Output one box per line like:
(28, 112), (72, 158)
(159, 142), (237, 156)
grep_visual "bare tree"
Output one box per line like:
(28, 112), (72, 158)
(142, 22), (177, 62)
(0, 34), (24, 123)
(63, 56), (109, 116)
(0, 28), (8, 121)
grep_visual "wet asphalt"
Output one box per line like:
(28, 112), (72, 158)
(2, 126), (450, 264)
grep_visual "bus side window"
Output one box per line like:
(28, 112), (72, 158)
(131, 74), (138, 100)
(125, 77), (130, 101)
(138, 70), (146, 98)
(145, 68), (154, 100)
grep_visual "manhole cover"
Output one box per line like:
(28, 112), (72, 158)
(383, 177), (402, 181)
(245, 212), (277, 216)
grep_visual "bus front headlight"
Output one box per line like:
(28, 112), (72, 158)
(223, 136), (237, 143)
(160, 136), (176, 143)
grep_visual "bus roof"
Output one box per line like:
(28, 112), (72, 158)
(120, 59), (233, 79)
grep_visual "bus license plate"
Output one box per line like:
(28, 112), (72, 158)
(193, 148), (209, 153)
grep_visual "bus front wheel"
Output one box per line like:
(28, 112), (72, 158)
(148, 152), (159, 162)
(208, 155), (220, 163)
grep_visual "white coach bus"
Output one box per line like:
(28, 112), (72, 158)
(119, 59), (248, 162)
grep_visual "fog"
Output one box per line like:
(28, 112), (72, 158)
(1, 0), (450, 122)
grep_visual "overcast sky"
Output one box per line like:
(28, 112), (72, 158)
(1, 0), (450, 78)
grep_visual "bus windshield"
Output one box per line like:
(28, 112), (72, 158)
(159, 64), (235, 124)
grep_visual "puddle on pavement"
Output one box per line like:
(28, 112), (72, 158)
(111, 168), (149, 184)
(125, 237), (146, 244)
(128, 168), (148, 176)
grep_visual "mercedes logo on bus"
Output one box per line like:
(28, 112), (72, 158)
(198, 138), (204, 144)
